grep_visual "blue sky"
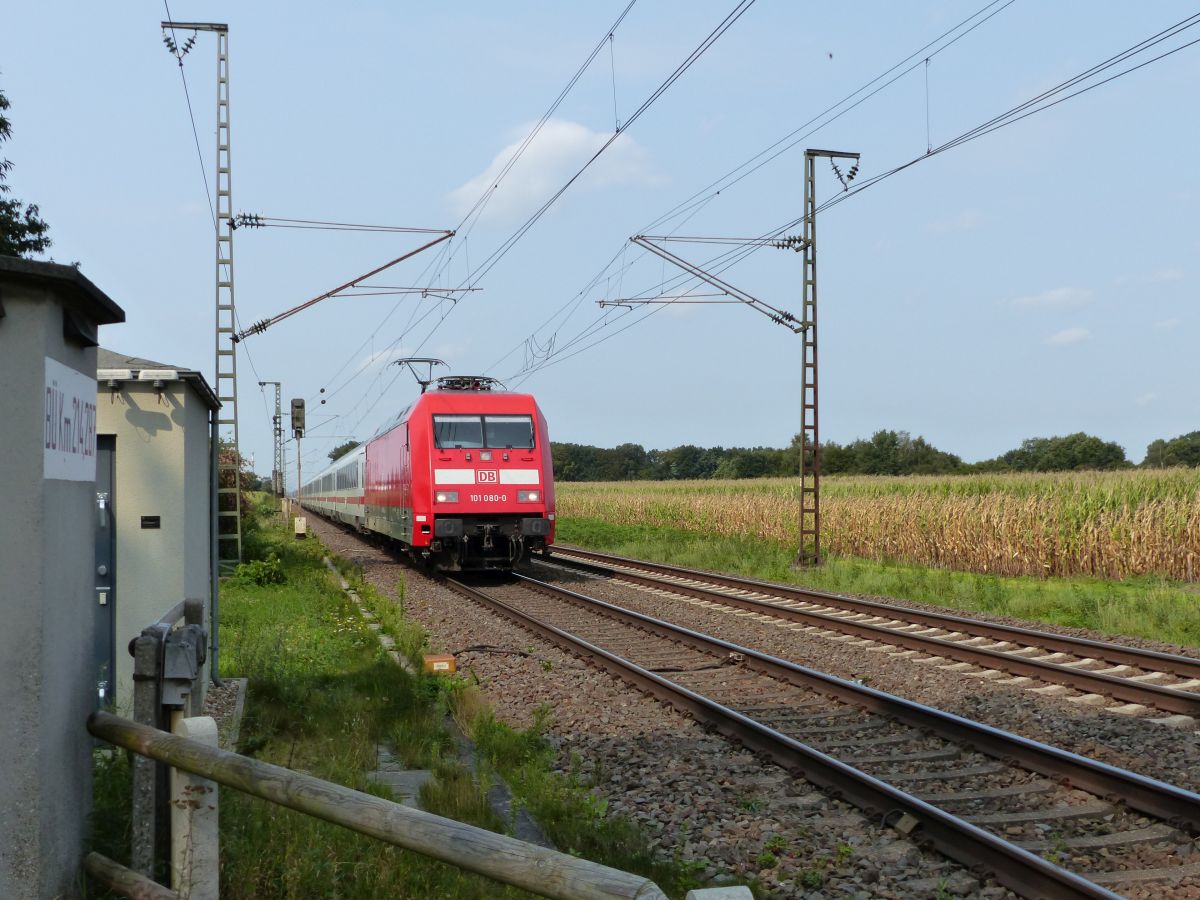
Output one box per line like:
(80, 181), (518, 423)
(4, 2), (1196, 481)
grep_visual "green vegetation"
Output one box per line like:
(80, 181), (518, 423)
(467, 711), (714, 896)
(1144, 430), (1200, 468)
(551, 427), (1194, 482)
(0, 85), (52, 258)
(327, 440), (361, 462)
(558, 470), (1200, 582)
(977, 433), (1129, 472)
(95, 497), (722, 897)
(209, 518), (528, 897)
(557, 517), (1200, 650)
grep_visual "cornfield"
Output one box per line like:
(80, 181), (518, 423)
(557, 470), (1200, 582)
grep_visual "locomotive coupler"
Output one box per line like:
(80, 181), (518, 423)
(482, 523), (497, 550)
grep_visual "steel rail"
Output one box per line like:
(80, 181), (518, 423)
(547, 548), (1200, 713)
(443, 574), (1132, 899)
(552, 547), (1200, 677)
(507, 573), (1200, 831)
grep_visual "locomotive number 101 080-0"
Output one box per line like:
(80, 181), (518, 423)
(469, 493), (508, 503)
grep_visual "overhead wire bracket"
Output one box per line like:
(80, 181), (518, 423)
(629, 235), (805, 333)
(233, 230), (454, 342)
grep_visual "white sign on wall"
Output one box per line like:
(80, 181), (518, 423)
(44, 356), (97, 482)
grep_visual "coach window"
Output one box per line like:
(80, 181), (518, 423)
(484, 415), (534, 449)
(434, 415), (484, 449)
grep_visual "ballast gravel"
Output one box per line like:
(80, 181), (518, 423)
(307, 518), (1013, 898)
(528, 559), (1200, 796)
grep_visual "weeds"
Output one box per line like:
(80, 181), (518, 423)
(230, 552), (286, 586)
(212, 501), (726, 897)
(218, 517), (532, 898)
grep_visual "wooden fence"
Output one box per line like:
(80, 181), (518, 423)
(85, 598), (688, 900)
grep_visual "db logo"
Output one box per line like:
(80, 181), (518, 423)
(477, 469), (499, 484)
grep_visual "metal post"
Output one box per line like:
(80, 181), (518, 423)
(275, 389), (283, 495)
(795, 152), (821, 567)
(209, 407), (221, 686)
(211, 24), (242, 568)
(794, 149), (858, 568)
(259, 381), (282, 495)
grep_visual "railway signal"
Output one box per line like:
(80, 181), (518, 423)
(290, 399), (305, 439)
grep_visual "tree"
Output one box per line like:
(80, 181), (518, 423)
(328, 440), (360, 462)
(0, 86), (51, 257)
(818, 430), (964, 475)
(551, 442), (600, 481)
(662, 444), (722, 480)
(1143, 431), (1200, 468)
(988, 433), (1129, 471)
(712, 448), (782, 479)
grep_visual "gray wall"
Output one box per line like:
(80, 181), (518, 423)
(98, 381), (211, 710)
(0, 282), (102, 899)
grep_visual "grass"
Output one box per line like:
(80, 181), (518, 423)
(558, 517), (1200, 650)
(557, 470), (1200, 581)
(202, 514), (530, 898)
(94, 495), (725, 898)
(463, 708), (719, 896)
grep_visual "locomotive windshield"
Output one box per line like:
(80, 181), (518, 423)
(433, 414), (534, 449)
(433, 415), (484, 448)
(484, 415), (534, 449)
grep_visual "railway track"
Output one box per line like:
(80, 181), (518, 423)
(541, 547), (1200, 721)
(442, 572), (1200, 900)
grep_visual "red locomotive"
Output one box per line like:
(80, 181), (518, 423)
(300, 376), (555, 570)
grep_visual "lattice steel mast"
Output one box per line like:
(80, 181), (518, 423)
(796, 149), (859, 567)
(623, 147), (858, 568)
(164, 20), (241, 565)
(259, 381), (283, 495)
(212, 26), (242, 565)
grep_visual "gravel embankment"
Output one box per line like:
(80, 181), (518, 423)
(528, 558), (1200, 794)
(307, 517), (1012, 898)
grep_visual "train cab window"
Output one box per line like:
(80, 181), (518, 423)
(484, 415), (534, 449)
(434, 415), (485, 449)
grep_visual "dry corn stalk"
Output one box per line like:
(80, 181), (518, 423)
(558, 470), (1200, 581)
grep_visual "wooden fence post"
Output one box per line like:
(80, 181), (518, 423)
(171, 717), (219, 900)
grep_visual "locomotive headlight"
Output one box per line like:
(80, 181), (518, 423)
(517, 490), (541, 503)
(435, 490), (459, 503)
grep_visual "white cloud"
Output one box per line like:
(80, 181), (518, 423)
(355, 347), (403, 374)
(1047, 326), (1090, 346)
(1135, 392), (1157, 407)
(448, 119), (655, 224)
(1012, 287), (1092, 308)
(1149, 268), (1184, 283)
(1154, 317), (1180, 330)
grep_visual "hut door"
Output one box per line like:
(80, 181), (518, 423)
(94, 435), (116, 708)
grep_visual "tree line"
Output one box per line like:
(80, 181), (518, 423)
(551, 430), (1200, 481)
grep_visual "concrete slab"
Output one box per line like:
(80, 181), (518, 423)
(369, 769), (433, 808)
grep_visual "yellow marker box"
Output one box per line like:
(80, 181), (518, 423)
(423, 654), (456, 674)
